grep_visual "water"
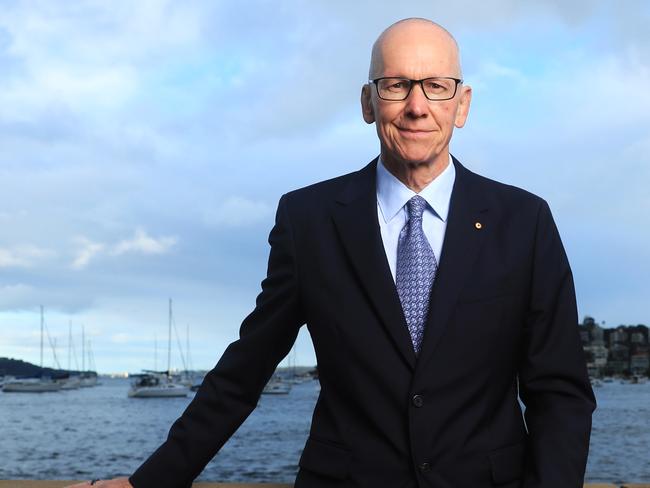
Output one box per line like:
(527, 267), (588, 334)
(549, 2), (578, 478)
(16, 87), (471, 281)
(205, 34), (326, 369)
(586, 381), (650, 484)
(0, 377), (315, 483)
(0, 377), (648, 483)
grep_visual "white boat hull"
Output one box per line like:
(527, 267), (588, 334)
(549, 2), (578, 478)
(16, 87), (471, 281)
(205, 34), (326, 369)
(128, 384), (189, 398)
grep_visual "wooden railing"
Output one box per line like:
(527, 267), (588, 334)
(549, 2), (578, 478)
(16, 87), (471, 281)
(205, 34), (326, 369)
(1, 482), (650, 488)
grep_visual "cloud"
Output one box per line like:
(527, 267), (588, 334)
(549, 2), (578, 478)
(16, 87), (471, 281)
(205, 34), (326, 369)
(0, 245), (54, 268)
(203, 196), (274, 228)
(112, 228), (177, 256)
(470, 61), (528, 93)
(72, 229), (177, 269)
(71, 237), (105, 270)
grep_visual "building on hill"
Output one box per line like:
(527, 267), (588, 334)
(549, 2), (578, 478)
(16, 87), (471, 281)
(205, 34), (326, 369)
(578, 317), (649, 378)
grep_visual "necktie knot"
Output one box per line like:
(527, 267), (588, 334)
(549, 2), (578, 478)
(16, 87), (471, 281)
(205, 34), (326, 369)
(407, 195), (428, 221)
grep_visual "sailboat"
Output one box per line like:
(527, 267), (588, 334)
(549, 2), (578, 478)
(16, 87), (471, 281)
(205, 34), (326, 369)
(128, 299), (190, 398)
(55, 321), (81, 390)
(2, 306), (61, 393)
(128, 371), (191, 398)
(79, 326), (98, 387)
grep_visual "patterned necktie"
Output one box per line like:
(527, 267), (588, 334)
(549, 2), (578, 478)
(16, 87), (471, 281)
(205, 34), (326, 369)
(396, 195), (438, 355)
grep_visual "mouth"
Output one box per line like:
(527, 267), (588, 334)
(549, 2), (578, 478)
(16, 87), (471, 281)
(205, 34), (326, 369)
(397, 127), (434, 138)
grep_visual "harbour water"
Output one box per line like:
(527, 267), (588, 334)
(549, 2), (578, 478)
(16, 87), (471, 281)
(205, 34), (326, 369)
(0, 377), (648, 484)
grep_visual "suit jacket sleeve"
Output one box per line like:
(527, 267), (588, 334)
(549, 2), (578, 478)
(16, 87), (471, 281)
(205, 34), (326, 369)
(519, 199), (597, 488)
(129, 194), (305, 488)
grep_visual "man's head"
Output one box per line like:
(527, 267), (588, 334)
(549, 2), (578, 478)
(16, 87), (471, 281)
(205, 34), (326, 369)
(361, 18), (471, 171)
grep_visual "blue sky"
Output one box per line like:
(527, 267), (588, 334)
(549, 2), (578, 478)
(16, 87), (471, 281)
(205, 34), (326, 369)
(1, 1), (649, 373)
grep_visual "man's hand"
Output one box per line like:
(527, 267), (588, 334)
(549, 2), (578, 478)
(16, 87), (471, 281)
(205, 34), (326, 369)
(64, 477), (133, 488)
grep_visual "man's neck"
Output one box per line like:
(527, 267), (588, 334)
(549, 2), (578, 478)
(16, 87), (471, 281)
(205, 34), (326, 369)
(380, 151), (450, 193)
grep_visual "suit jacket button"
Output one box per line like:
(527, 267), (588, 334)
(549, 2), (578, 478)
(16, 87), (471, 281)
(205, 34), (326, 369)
(412, 394), (424, 408)
(419, 462), (431, 472)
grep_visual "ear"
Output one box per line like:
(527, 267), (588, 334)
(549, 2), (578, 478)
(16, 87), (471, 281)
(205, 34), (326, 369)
(361, 84), (375, 124)
(454, 84), (472, 128)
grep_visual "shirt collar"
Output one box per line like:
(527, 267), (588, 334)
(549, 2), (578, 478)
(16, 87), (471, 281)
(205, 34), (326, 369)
(376, 154), (456, 224)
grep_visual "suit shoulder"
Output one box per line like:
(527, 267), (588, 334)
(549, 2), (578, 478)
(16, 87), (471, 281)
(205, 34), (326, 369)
(464, 166), (548, 213)
(287, 168), (360, 197)
(281, 167), (361, 207)
(274, 164), (373, 230)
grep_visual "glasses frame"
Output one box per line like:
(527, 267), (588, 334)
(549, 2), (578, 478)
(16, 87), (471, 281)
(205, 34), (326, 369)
(369, 76), (463, 101)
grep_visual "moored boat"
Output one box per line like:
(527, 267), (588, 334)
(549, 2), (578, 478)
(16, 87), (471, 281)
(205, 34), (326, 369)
(128, 299), (190, 399)
(2, 377), (61, 393)
(128, 372), (189, 398)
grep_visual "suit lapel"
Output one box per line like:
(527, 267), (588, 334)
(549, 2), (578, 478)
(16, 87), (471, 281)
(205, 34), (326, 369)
(331, 157), (417, 371)
(417, 156), (491, 370)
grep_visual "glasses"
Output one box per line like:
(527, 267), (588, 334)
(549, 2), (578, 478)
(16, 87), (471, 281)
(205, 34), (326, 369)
(369, 77), (463, 101)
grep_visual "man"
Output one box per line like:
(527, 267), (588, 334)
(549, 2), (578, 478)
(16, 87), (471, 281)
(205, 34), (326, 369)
(71, 18), (596, 488)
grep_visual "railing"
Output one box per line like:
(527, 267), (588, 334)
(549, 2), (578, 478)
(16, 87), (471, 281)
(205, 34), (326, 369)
(1, 482), (650, 488)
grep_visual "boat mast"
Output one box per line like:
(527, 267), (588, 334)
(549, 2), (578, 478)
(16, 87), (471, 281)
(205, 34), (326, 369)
(40, 305), (44, 369)
(167, 298), (172, 378)
(87, 340), (94, 372)
(82, 325), (85, 372)
(68, 320), (72, 371)
(186, 323), (190, 374)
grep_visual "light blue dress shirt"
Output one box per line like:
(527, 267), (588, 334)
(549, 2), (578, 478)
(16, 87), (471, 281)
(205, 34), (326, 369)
(376, 155), (456, 283)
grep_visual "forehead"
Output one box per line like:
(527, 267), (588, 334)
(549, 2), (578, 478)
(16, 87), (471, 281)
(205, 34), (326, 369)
(375, 28), (459, 78)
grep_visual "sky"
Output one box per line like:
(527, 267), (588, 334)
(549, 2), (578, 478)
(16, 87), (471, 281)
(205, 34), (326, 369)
(0, 0), (649, 374)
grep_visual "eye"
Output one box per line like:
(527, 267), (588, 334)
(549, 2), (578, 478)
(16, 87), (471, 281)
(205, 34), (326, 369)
(425, 81), (444, 91)
(379, 79), (410, 93)
(388, 81), (407, 90)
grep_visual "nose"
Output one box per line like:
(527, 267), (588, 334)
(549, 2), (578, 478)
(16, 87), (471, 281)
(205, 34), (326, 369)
(404, 82), (429, 118)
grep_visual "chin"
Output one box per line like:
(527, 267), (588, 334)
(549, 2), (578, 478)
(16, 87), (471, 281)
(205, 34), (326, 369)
(398, 150), (437, 166)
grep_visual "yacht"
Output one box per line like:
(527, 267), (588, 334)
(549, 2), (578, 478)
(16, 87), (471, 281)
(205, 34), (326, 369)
(128, 299), (190, 398)
(128, 372), (189, 398)
(2, 306), (62, 393)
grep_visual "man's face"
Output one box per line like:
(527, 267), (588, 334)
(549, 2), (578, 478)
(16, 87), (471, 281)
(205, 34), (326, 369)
(361, 27), (471, 168)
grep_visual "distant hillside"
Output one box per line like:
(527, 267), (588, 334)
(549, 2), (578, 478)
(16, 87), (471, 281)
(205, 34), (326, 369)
(0, 357), (93, 378)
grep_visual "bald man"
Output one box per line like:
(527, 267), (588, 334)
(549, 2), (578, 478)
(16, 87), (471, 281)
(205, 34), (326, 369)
(73, 18), (595, 488)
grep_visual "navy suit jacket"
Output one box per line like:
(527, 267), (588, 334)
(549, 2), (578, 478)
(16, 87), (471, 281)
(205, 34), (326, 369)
(130, 156), (596, 488)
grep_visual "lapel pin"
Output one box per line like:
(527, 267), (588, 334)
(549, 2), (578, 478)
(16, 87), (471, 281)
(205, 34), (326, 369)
(475, 222), (482, 229)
